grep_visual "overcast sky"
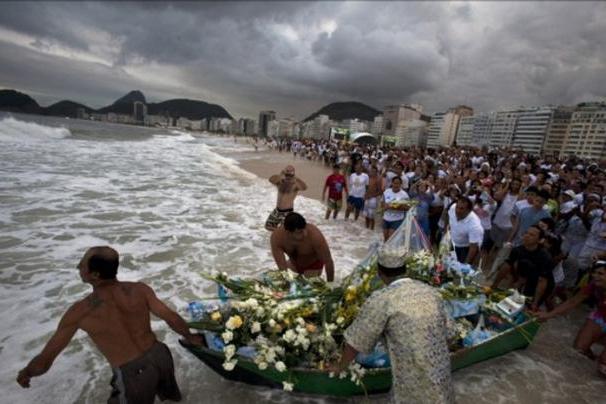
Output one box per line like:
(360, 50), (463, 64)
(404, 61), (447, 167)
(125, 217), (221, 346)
(1, 1), (605, 119)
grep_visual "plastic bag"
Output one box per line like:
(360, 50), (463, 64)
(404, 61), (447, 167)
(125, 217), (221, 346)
(462, 315), (494, 347)
(444, 295), (487, 318)
(355, 343), (391, 368)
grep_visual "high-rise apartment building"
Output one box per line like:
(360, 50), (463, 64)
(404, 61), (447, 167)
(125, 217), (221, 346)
(471, 113), (494, 146)
(561, 102), (606, 160)
(394, 119), (428, 147)
(258, 110), (276, 137)
(133, 101), (147, 124)
(311, 114), (330, 139)
(426, 106), (473, 148)
(543, 106), (575, 158)
(455, 116), (475, 146)
(382, 104), (423, 136)
(489, 109), (521, 149)
(426, 112), (445, 148)
(511, 107), (555, 156)
(371, 115), (384, 135)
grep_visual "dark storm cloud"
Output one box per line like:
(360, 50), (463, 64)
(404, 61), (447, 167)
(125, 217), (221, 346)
(0, 1), (604, 119)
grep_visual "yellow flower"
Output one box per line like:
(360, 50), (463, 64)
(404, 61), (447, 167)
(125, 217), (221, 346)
(305, 323), (317, 333)
(225, 315), (243, 330)
(210, 311), (222, 322)
(344, 289), (357, 302)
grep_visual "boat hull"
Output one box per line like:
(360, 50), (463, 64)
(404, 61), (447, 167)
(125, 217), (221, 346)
(181, 318), (540, 397)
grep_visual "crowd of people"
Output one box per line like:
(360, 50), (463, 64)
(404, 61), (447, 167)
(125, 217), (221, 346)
(265, 136), (606, 379)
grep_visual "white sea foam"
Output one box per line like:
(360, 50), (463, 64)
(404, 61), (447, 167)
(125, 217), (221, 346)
(0, 116), (71, 142)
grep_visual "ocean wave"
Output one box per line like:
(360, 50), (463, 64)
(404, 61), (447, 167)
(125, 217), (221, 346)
(0, 116), (71, 142)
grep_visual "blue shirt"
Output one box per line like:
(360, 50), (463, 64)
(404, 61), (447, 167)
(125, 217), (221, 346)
(513, 206), (551, 246)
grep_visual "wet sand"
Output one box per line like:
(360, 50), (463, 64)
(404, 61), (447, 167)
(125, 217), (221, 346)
(221, 141), (605, 403)
(238, 150), (333, 202)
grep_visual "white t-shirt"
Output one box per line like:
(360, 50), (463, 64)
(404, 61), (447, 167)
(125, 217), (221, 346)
(473, 201), (496, 230)
(448, 204), (484, 247)
(471, 156), (484, 168)
(385, 171), (408, 190)
(493, 193), (518, 229)
(349, 173), (369, 199)
(383, 189), (410, 222)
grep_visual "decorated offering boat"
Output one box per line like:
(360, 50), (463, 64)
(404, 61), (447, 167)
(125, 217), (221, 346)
(181, 215), (540, 397)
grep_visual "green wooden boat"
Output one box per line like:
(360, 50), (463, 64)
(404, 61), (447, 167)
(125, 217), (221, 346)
(180, 317), (540, 397)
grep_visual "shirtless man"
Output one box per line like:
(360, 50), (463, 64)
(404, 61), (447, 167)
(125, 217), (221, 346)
(16, 246), (203, 403)
(270, 212), (335, 281)
(265, 165), (308, 231)
(364, 166), (383, 230)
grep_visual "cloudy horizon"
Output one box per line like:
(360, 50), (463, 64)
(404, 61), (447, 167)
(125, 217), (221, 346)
(0, 1), (605, 120)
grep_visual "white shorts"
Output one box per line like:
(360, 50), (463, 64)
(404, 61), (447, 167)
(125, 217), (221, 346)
(364, 197), (378, 218)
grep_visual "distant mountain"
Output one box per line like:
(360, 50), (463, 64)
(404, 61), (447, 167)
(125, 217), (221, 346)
(0, 89), (233, 121)
(148, 99), (232, 120)
(44, 100), (94, 118)
(114, 90), (146, 105)
(0, 89), (42, 114)
(98, 90), (147, 115)
(304, 101), (381, 122)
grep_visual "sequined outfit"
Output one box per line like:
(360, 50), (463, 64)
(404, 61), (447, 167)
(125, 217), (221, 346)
(344, 278), (454, 403)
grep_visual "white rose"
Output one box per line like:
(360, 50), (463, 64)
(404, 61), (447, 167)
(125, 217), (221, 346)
(223, 344), (236, 359)
(275, 361), (287, 372)
(336, 316), (345, 325)
(265, 349), (276, 363)
(283, 329), (297, 343)
(255, 307), (265, 317)
(221, 330), (233, 343)
(251, 321), (261, 334)
(222, 359), (237, 371)
(268, 319), (277, 327)
(282, 381), (294, 391)
(258, 362), (268, 370)
(245, 298), (259, 309)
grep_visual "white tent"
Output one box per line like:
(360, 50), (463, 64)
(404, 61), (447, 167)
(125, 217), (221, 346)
(349, 132), (377, 144)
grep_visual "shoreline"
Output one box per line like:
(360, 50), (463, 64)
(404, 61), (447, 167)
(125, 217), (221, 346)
(237, 149), (332, 202)
(231, 143), (385, 237)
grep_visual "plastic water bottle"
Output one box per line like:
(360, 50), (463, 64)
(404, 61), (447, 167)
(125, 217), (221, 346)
(187, 301), (205, 321)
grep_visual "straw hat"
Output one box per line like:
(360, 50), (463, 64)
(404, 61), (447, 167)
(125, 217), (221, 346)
(378, 244), (406, 269)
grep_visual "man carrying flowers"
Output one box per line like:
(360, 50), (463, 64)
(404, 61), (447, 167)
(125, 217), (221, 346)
(331, 245), (454, 403)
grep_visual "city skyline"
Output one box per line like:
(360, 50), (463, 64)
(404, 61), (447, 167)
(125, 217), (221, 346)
(1, 1), (605, 120)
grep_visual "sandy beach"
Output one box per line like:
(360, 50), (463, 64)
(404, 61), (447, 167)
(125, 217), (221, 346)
(238, 149), (333, 202)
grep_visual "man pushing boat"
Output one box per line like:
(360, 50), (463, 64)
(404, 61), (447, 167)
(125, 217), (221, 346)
(270, 212), (335, 282)
(16, 246), (203, 403)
